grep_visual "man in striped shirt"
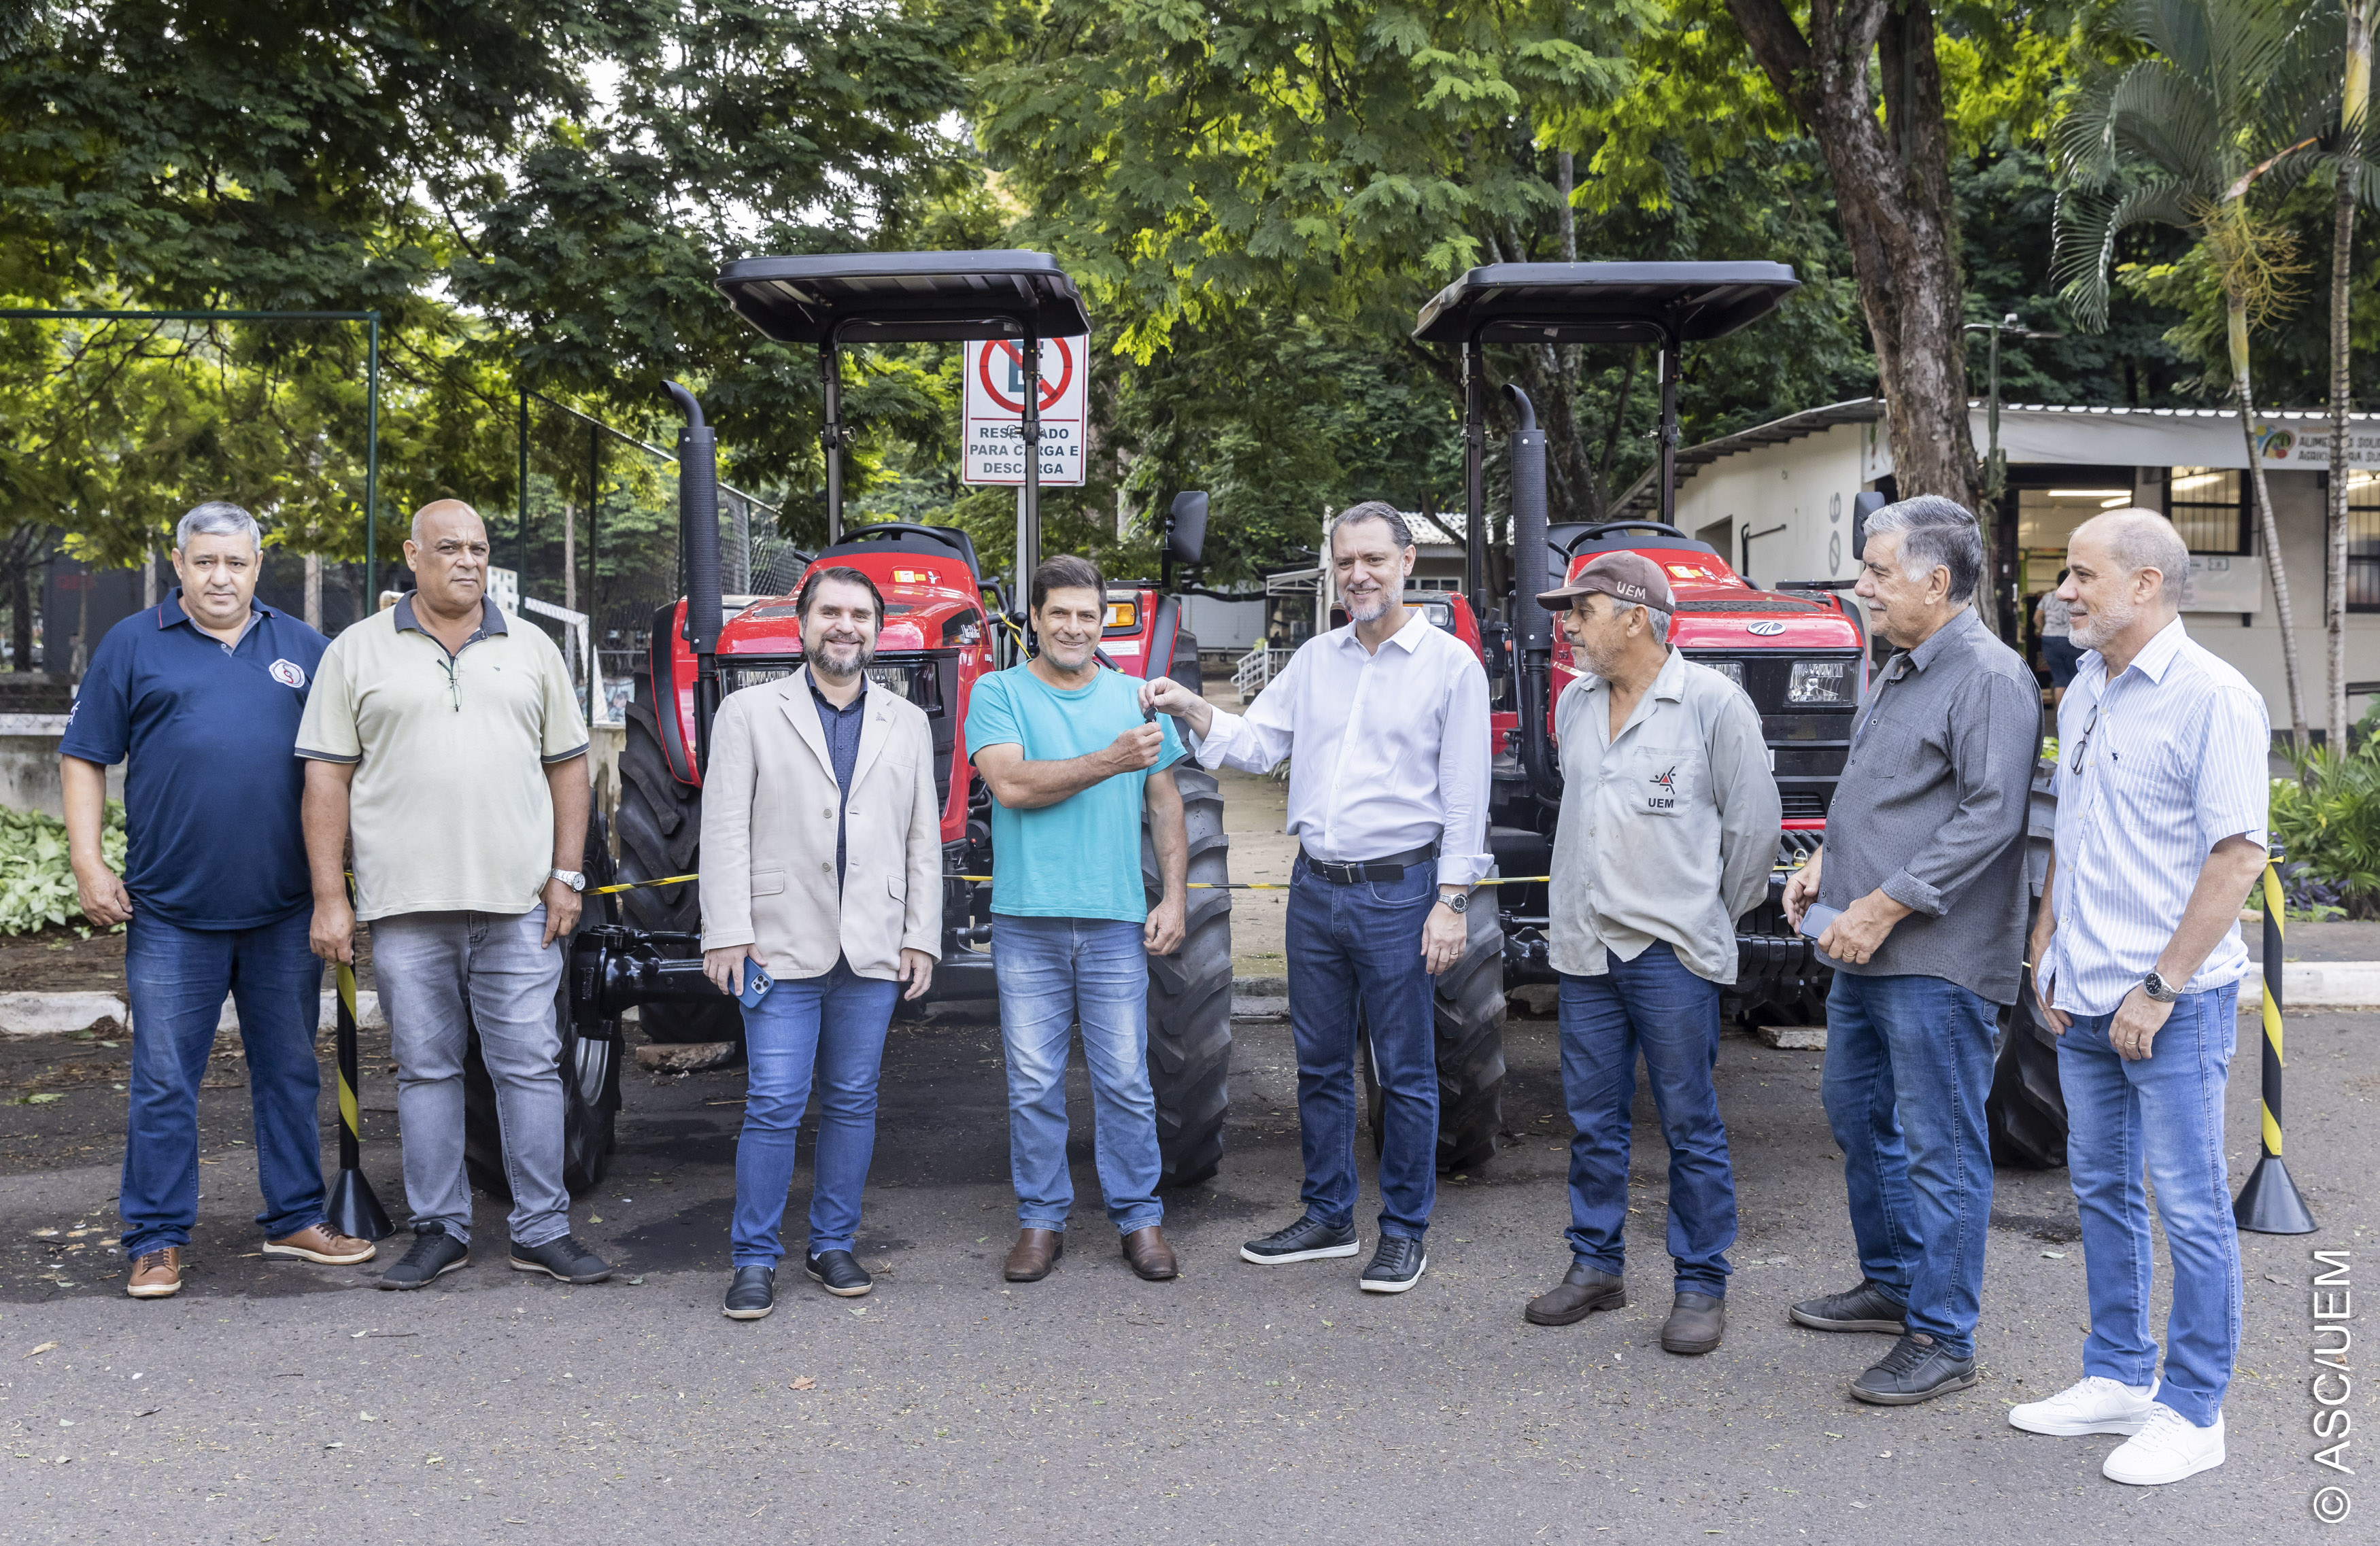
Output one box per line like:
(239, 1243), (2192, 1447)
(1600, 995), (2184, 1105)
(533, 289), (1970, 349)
(2012, 510), (2270, 1488)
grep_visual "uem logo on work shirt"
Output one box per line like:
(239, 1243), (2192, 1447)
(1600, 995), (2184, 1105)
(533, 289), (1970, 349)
(1647, 766), (1678, 810)
(269, 659), (307, 689)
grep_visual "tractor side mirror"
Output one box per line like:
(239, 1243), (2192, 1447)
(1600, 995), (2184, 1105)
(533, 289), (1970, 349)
(1166, 491), (1208, 566)
(1850, 491), (1886, 568)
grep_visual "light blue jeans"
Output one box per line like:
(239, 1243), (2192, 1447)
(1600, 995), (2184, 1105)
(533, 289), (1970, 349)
(731, 956), (900, 1267)
(992, 915), (1163, 1235)
(2058, 984), (2242, 1427)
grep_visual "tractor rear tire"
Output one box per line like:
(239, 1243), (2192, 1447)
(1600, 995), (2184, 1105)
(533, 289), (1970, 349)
(1142, 764), (1232, 1190)
(1357, 866), (1508, 1173)
(464, 811), (623, 1199)
(1986, 760), (2067, 1169)
(615, 698), (741, 1048)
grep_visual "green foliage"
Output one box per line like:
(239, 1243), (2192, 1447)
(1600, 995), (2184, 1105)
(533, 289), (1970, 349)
(0, 801), (122, 936)
(2271, 736), (2380, 916)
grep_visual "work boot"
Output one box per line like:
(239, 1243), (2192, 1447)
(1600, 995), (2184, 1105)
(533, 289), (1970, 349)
(1660, 1292), (1725, 1356)
(1121, 1226), (1178, 1282)
(1523, 1262), (1627, 1326)
(1004, 1229), (1064, 1282)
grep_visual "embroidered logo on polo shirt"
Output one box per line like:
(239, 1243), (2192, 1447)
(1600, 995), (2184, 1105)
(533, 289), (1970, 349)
(1647, 765), (1678, 810)
(269, 659), (307, 689)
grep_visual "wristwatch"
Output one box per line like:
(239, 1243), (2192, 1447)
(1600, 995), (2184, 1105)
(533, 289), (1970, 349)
(550, 869), (588, 893)
(2141, 969), (2179, 1003)
(1440, 889), (1469, 914)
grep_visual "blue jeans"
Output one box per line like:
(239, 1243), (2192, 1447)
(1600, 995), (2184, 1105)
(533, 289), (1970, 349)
(993, 916), (1163, 1234)
(1559, 944), (1737, 1296)
(120, 910), (326, 1257)
(2058, 984), (2241, 1427)
(731, 956), (900, 1267)
(1822, 971), (1999, 1358)
(1285, 857), (1438, 1240)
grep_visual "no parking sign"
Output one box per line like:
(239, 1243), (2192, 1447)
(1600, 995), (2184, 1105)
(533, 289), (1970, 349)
(960, 335), (1089, 486)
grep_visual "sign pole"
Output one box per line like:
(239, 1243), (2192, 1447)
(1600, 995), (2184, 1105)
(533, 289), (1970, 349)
(2234, 843), (2316, 1233)
(1021, 330), (1042, 598)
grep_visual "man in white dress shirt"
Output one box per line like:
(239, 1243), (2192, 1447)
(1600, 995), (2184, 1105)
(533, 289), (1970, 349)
(1143, 502), (1490, 1293)
(2011, 509), (2270, 1487)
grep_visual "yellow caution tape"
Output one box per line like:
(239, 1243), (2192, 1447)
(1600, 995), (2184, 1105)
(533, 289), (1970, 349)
(594, 872), (1558, 895)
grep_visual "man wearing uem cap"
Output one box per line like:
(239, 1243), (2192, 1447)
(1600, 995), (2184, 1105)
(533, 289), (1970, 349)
(1523, 552), (1779, 1354)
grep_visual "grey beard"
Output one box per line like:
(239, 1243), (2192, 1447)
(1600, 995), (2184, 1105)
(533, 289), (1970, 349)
(811, 643), (872, 681)
(1344, 589), (1393, 623)
(2069, 602), (2133, 652)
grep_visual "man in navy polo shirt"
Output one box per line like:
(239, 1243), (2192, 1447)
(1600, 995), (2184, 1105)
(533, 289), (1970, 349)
(62, 502), (376, 1300)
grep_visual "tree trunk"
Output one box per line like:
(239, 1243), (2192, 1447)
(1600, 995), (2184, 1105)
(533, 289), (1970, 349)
(304, 551), (323, 632)
(2329, 2), (2371, 751)
(2232, 294), (2309, 746)
(1727, 0), (1979, 520)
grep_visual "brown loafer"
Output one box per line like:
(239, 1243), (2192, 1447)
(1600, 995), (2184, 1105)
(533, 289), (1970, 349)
(127, 1246), (183, 1299)
(1004, 1229), (1064, 1282)
(1661, 1291), (1726, 1355)
(1121, 1225), (1178, 1282)
(263, 1224), (377, 1265)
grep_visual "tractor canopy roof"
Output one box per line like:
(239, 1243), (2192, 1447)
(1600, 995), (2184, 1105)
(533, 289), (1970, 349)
(715, 250), (1091, 345)
(1412, 261), (1799, 347)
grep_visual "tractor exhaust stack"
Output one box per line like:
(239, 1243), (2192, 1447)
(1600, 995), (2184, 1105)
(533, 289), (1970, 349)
(666, 379), (724, 773)
(1504, 383), (1561, 806)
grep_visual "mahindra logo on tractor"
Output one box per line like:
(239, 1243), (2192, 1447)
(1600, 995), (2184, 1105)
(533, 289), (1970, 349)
(1745, 619), (1786, 636)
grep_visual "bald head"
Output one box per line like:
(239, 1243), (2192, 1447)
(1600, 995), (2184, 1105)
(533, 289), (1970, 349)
(2074, 509), (2188, 606)
(411, 499), (485, 547)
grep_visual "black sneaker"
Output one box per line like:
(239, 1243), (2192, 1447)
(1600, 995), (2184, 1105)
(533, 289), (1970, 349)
(1851, 1333), (1978, 1405)
(805, 1250), (873, 1298)
(1788, 1279), (1909, 1334)
(379, 1225), (468, 1290)
(1241, 1216), (1360, 1265)
(723, 1265), (775, 1320)
(1359, 1235), (1427, 1294)
(508, 1234), (613, 1285)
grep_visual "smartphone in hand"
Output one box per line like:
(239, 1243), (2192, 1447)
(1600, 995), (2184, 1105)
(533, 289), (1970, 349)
(1797, 901), (1843, 945)
(737, 963), (775, 1010)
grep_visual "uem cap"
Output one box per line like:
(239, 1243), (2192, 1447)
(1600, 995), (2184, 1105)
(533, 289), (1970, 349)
(1537, 550), (1676, 614)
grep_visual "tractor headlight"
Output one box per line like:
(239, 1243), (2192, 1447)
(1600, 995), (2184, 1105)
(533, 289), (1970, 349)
(1787, 659), (1856, 706)
(1703, 659), (1746, 692)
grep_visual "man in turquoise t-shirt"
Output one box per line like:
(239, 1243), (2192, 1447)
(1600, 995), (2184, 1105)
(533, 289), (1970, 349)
(966, 555), (1189, 1287)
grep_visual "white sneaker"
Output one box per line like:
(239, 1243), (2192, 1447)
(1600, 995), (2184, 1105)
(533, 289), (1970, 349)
(2103, 1403), (2225, 1485)
(2009, 1375), (2160, 1436)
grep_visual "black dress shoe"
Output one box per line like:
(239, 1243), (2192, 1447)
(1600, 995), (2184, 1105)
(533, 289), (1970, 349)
(1240, 1216), (1360, 1265)
(723, 1265), (776, 1320)
(1661, 1291), (1725, 1355)
(805, 1250), (873, 1297)
(1524, 1262), (1627, 1326)
(1788, 1279), (1908, 1334)
(1851, 1333), (1977, 1405)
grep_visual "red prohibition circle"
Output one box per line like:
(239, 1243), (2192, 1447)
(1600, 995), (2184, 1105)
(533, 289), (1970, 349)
(977, 338), (1073, 415)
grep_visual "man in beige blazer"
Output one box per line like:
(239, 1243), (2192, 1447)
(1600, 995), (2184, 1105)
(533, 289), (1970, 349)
(699, 566), (941, 1320)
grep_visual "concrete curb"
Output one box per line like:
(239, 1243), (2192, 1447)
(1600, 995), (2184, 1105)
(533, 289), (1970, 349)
(0, 990), (386, 1037)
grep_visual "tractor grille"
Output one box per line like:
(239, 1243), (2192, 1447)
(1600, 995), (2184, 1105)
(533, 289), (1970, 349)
(717, 653), (959, 806)
(1686, 649), (1859, 823)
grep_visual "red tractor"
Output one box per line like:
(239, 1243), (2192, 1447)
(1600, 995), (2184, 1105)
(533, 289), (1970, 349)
(475, 252), (1235, 1199)
(1392, 262), (2067, 1175)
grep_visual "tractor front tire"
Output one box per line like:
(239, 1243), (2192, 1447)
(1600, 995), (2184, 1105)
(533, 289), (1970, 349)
(1142, 765), (1232, 1189)
(1358, 867), (1508, 1173)
(615, 698), (741, 1048)
(1985, 761), (2067, 1169)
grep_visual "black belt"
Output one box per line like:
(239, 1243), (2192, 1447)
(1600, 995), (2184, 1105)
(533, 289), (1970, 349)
(1297, 844), (1439, 884)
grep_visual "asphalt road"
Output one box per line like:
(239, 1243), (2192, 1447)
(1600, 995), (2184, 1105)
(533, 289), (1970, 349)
(0, 996), (2370, 1545)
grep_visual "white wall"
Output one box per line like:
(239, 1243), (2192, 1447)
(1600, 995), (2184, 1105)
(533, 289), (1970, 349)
(1669, 419), (1871, 587)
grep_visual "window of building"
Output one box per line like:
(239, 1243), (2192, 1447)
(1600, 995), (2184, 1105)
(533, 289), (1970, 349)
(2165, 466), (2250, 554)
(2349, 468), (2380, 613)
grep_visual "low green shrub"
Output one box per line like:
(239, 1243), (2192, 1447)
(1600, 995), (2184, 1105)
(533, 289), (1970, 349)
(0, 802), (126, 935)
(2269, 738), (2380, 919)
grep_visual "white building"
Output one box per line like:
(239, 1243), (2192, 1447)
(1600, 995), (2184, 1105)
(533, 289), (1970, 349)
(1616, 398), (2380, 728)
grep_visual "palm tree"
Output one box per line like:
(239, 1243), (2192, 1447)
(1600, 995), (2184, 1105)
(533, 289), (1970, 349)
(2326, 3), (2376, 751)
(2053, 0), (2341, 745)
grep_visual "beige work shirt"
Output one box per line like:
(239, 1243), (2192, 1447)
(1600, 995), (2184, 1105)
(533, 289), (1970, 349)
(296, 596), (588, 921)
(1548, 649), (1781, 985)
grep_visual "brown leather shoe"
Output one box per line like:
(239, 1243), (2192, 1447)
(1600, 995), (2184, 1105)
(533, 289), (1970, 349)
(1524, 1262), (1627, 1326)
(263, 1224), (377, 1265)
(126, 1246), (183, 1299)
(1121, 1225), (1178, 1281)
(1003, 1229), (1064, 1282)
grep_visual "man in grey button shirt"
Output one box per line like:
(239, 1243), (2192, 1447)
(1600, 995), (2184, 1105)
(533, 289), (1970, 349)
(1521, 553), (1779, 1358)
(1780, 495), (2039, 1407)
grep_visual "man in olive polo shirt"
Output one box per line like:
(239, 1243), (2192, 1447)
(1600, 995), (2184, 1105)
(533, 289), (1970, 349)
(299, 500), (612, 1291)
